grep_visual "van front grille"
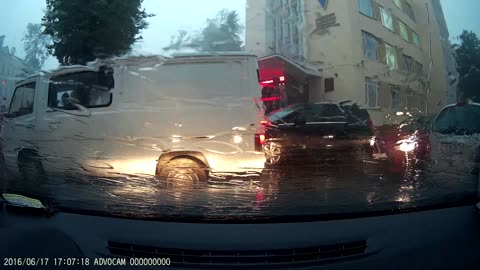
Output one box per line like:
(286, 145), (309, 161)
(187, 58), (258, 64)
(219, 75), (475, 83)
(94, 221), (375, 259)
(107, 240), (367, 266)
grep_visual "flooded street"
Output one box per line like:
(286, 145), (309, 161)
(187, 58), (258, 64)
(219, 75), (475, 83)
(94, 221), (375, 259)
(5, 160), (475, 221)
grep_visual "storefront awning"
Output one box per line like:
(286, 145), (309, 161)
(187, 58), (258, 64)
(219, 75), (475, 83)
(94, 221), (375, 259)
(258, 54), (322, 82)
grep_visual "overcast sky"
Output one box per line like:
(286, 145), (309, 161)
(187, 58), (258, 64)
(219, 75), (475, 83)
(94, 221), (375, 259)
(1, 0), (478, 70)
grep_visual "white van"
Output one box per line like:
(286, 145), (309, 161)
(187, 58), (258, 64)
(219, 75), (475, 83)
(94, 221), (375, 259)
(0, 52), (266, 189)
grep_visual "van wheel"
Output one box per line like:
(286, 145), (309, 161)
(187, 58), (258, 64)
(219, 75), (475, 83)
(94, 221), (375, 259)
(18, 154), (47, 195)
(264, 141), (284, 168)
(157, 158), (208, 186)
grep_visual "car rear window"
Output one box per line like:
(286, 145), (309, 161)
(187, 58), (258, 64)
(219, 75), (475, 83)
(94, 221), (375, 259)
(267, 108), (297, 123)
(308, 104), (344, 117)
(433, 105), (480, 134)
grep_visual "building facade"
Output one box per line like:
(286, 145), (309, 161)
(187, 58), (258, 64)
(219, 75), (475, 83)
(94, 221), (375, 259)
(245, 0), (457, 124)
(0, 35), (31, 111)
(430, 0), (458, 105)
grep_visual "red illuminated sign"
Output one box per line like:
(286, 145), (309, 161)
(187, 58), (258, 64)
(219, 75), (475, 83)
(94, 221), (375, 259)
(260, 96), (282, 102)
(259, 75), (286, 86)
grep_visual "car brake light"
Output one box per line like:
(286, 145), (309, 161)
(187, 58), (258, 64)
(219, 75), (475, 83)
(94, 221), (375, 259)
(255, 133), (266, 151)
(259, 134), (266, 144)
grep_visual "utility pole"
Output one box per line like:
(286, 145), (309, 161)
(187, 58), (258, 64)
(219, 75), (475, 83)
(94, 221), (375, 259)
(424, 2), (433, 115)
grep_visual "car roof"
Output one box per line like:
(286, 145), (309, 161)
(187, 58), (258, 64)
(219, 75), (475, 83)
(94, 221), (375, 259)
(314, 102), (341, 106)
(441, 102), (480, 111)
(16, 65), (96, 86)
(285, 103), (342, 109)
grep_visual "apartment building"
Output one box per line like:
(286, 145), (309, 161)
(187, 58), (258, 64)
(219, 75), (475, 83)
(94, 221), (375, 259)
(245, 0), (457, 124)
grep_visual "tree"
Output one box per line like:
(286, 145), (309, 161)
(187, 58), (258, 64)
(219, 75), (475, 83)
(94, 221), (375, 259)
(42, 0), (153, 65)
(453, 30), (480, 101)
(163, 30), (194, 52)
(23, 23), (51, 71)
(165, 9), (244, 52)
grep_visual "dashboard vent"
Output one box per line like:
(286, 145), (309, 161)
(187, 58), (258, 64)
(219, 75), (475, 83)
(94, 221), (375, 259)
(107, 240), (367, 267)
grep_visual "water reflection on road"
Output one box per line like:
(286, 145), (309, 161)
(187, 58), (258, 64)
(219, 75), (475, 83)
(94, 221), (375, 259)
(12, 160), (475, 220)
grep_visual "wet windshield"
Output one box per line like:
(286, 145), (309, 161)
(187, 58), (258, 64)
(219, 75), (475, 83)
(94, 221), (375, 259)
(0, 0), (479, 221)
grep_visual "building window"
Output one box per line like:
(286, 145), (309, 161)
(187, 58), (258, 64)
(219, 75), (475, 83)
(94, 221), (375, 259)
(362, 31), (379, 61)
(398, 20), (410, 42)
(394, 0), (402, 9)
(403, 55), (413, 72)
(380, 6), (394, 31)
(365, 77), (379, 108)
(390, 85), (400, 111)
(325, 78), (334, 92)
(358, 0), (375, 18)
(416, 61), (423, 74)
(404, 2), (416, 21)
(385, 43), (398, 70)
(412, 31), (421, 47)
(276, 17), (283, 51)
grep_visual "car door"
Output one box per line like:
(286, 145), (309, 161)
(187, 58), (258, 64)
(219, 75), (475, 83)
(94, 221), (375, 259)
(34, 69), (116, 177)
(270, 106), (307, 148)
(429, 104), (480, 177)
(1, 80), (39, 176)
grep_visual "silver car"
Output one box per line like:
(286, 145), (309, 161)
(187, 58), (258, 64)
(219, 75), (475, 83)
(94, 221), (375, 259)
(429, 102), (480, 191)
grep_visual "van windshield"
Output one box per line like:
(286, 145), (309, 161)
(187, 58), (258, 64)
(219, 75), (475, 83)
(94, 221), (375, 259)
(0, 0), (478, 222)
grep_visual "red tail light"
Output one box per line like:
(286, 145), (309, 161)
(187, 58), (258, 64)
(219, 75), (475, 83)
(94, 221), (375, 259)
(259, 134), (266, 144)
(255, 133), (266, 151)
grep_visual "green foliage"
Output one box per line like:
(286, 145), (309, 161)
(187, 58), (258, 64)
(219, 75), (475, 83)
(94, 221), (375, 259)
(23, 23), (50, 71)
(42, 0), (153, 65)
(165, 9), (244, 52)
(454, 30), (480, 101)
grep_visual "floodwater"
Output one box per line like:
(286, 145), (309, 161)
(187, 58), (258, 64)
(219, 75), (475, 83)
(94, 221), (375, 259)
(1, 158), (476, 221)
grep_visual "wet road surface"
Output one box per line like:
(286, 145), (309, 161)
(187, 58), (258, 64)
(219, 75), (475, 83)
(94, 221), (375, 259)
(2, 160), (477, 220)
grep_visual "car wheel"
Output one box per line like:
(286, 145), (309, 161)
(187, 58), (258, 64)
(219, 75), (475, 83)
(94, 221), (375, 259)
(263, 141), (284, 167)
(157, 158), (208, 187)
(18, 155), (48, 196)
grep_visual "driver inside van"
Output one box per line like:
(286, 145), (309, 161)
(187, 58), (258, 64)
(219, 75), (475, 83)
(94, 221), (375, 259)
(61, 91), (81, 110)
